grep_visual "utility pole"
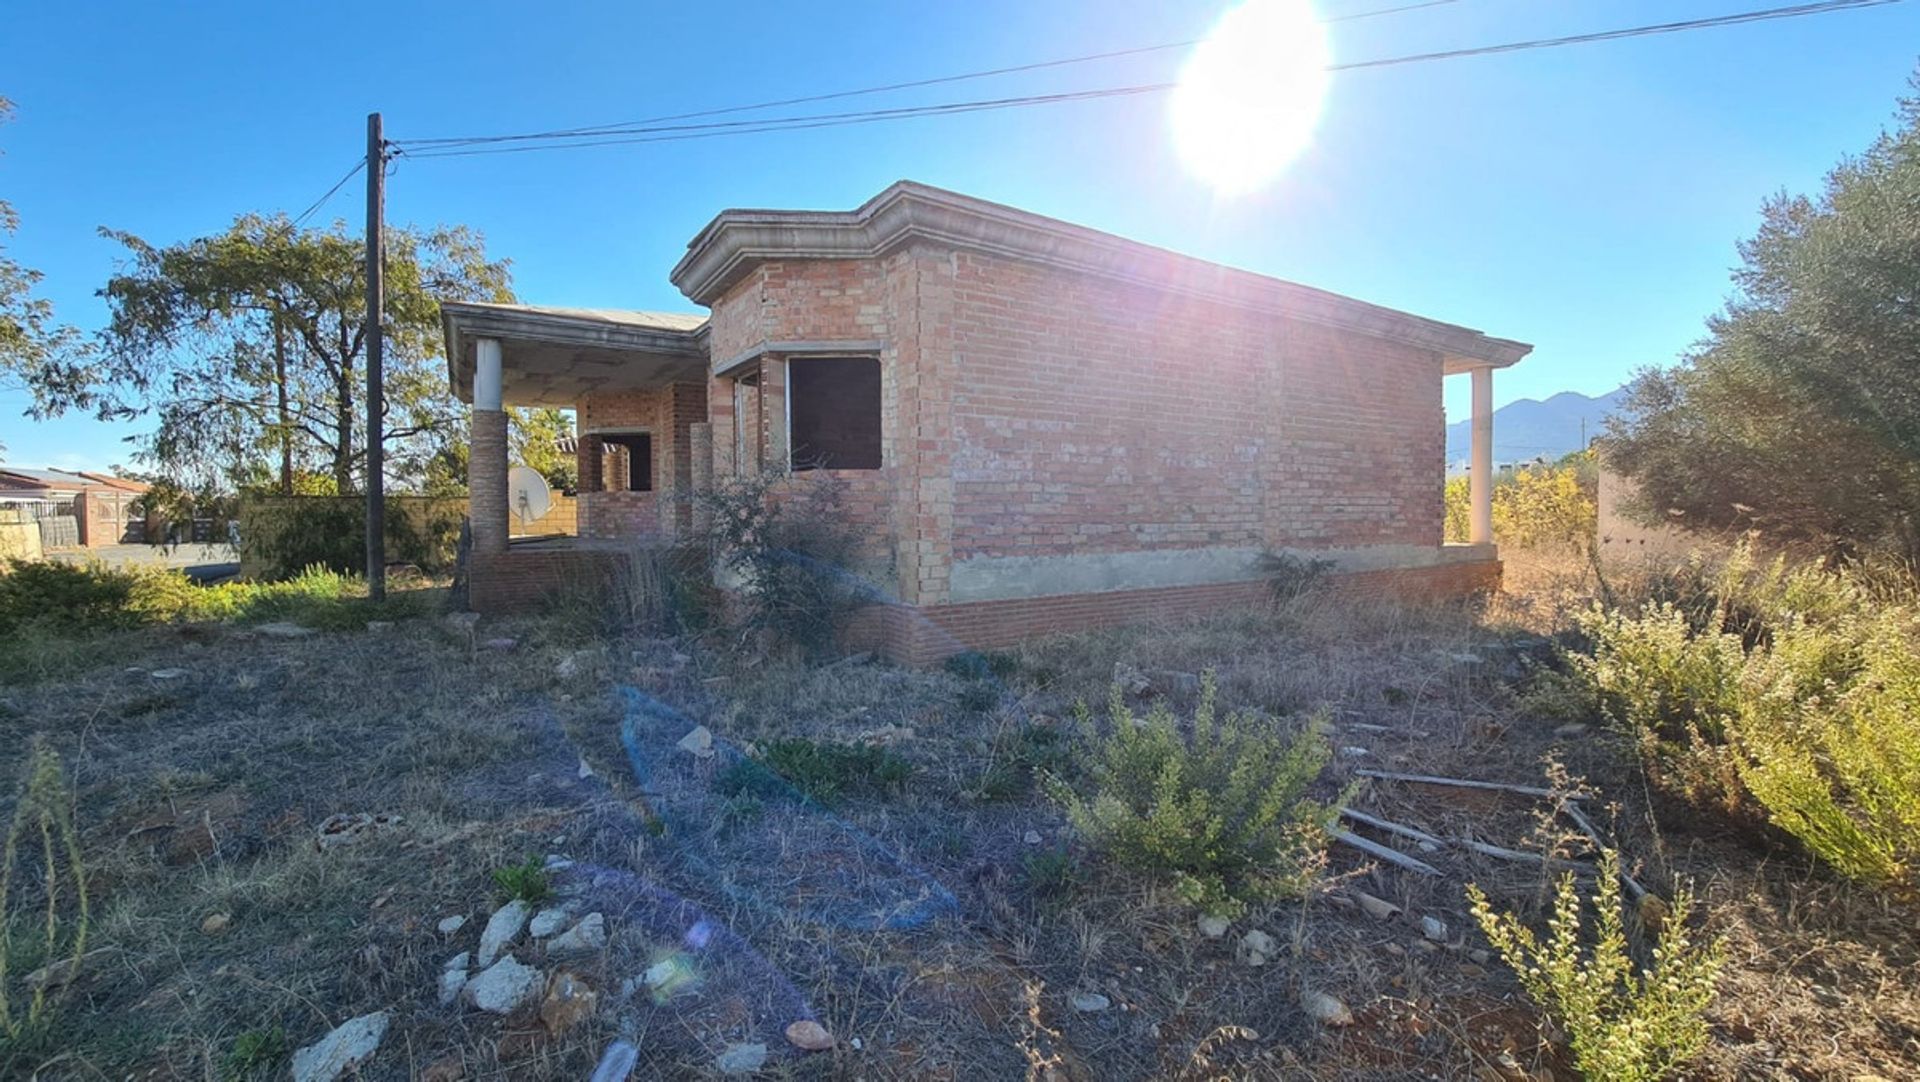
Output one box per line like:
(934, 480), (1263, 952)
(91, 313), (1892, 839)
(364, 112), (387, 600)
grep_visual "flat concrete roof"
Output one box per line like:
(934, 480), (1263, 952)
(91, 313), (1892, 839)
(672, 180), (1531, 371)
(442, 301), (708, 406)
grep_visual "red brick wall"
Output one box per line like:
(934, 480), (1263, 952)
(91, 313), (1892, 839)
(576, 382), (706, 538)
(944, 250), (1276, 562)
(1270, 322), (1443, 548)
(469, 548), (624, 614)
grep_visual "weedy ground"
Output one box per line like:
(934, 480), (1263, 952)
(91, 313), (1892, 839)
(0, 551), (1915, 1079)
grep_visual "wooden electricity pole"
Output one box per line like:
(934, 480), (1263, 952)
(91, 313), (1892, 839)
(364, 112), (387, 600)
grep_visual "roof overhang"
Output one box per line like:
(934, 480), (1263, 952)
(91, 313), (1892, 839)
(442, 302), (709, 407)
(671, 180), (1532, 370)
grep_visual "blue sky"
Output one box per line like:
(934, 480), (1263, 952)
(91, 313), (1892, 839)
(3, 0), (1916, 471)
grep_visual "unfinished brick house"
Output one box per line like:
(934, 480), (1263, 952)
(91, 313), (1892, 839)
(442, 181), (1527, 663)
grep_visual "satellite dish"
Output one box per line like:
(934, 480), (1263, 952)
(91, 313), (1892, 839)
(507, 466), (552, 527)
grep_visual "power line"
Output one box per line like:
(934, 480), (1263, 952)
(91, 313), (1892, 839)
(391, 0), (1901, 161)
(396, 0), (1462, 152)
(291, 158), (366, 225)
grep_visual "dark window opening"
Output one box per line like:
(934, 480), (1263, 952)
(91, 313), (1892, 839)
(604, 432), (653, 492)
(789, 357), (882, 471)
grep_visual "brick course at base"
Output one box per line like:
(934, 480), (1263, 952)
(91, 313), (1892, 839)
(843, 558), (1502, 667)
(468, 548), (625, 614)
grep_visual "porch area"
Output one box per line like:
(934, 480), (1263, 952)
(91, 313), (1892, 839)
(441, 302), (713, 612)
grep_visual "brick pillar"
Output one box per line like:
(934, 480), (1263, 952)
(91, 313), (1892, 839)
(470, 337), (508, 555)
(470, 410), (509, 555)
(689, 422), (712, 533)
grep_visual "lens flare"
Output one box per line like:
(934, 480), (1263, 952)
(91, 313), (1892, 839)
(1170, 0), (1331, 194)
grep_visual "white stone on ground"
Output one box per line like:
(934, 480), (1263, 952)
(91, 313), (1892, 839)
(463, 955), (542, 1014)
(716, 1043), (768, 1075)
(476, 899), (530, 967)
(436, 914), (466, 935)
(529, 907), (569, 938)
(1197, 914), (1229, 939)
(547, 912), (606, 957)
(1070, 991), (1111, 1012)
(291, 1011), (388, 1082)
(437, 951), (470, 1006)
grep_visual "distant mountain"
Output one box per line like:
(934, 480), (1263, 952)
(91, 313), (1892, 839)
(1446, 387), (1628, 467)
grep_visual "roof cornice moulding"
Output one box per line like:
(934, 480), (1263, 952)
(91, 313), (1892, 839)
(669, 181), (1531, 368)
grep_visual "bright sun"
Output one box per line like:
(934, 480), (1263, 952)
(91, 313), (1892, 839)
(1171, 0), (1331, 195)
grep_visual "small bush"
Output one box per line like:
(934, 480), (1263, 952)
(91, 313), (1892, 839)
(1568, 553), (1920, 889)
(1469, 851), (1724, 1082)
(696, 469), (874, 656)
(1022, 849), (1077, 898)
(943, 650), (1017, 682)
(1254, 551), (1334, 603)
(0, 739), (89, 1054)
(1048, 671), (1335, 918)
(490, 858), (553, 905)
(755, 738), (912, 806)
(222, 1026), (288, 1080)
(972, 724), (1069, 803)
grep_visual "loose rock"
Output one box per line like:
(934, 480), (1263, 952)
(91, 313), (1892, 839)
(463, 955), (543, 1014)
(1421, 915), (1449, 942)
(547, 912), (607, 957)
(529, 907), (570, 938)
(1022, 830), (1042, 845)
(785, 1019), (835, 1051)
(1198, 914), (1230, 939)
(477, 899), (530, 967)
(291, 1011), (389, 1082)
(438, 954), (470, 1007)
(365, 620), (393, 633)
(1236, 929), (1279, 967)
(436, 914), (467, 935)
(539, 969), (598, 1036)
(1070, 991), (1111, 1013)
(716, 1042), (769, 1075)
(1301, 990), (1354, 1027)
(255, 621), (315, 639)
(675, 726), (714, 758)
(200, 912), (231, 936)
(482, 637), (517, 652)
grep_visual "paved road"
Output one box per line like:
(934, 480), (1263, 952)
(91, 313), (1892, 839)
(49, 543), (240, 582)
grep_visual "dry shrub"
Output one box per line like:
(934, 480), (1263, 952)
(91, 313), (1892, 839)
(1048, 671), (1335, 918)
(1469, 851), (1724, 1082)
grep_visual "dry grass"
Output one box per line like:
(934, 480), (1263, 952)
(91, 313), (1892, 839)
(0, 553), (1914, 1079)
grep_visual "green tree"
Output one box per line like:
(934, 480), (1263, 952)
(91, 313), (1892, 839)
(18, 214), (511, 495)
(0, 98), (86, 453)
(1608, 75), (1920, 565)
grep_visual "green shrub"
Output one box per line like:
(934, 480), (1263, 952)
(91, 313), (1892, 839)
(0, 740), (89, 1055)
(1568, 554), (1920, 889)
(696, 469), (872, 656)
(1254, 551), (1334, 603)
(222, 1026), (288, 1080)
(1469, 851), (1724, 1082)
(1727, 611), (1920, 887)
(1047, 671), (1335, 918)
(755, 738), (912, 806)
(0, 560), (139, 637)
(490, 858), (553, 905)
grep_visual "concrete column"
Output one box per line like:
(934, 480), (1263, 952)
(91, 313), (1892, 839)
(1469, 364), (1494, 546)
(470, 337), (508, 555)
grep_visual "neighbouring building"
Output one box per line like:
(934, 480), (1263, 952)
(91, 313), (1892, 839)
(442, 181), (1529, 663)
(0, 466), (150, 550)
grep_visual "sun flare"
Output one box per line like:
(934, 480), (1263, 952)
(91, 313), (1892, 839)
(1170, 0), (1331, 194)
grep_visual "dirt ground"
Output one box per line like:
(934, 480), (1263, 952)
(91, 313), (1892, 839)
(0, 553), (1916, 1079)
